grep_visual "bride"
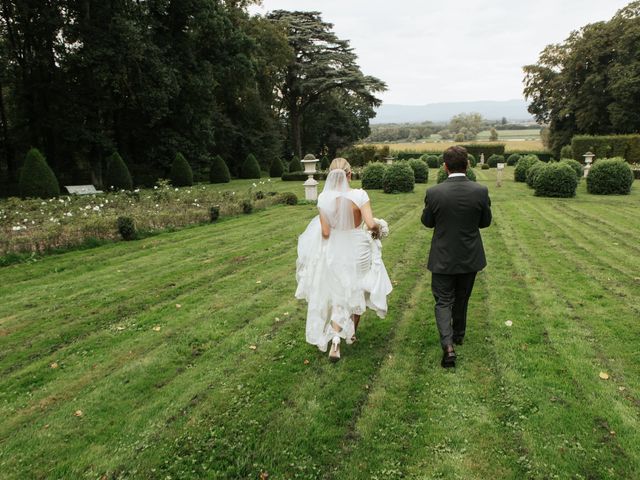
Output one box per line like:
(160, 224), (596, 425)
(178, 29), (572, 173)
(295, 158), (393, 361)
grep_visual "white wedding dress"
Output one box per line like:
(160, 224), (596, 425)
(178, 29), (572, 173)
(295, 170), (393, 351)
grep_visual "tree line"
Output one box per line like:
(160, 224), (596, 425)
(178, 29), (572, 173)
(0, 2), (384, 194)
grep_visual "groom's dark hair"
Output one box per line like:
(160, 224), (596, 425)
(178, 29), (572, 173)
(443, 146), (469, 173)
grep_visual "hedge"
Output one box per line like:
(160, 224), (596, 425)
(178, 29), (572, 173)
(288, 156), (302, 172)
(461, 143), (505, 161)
(533, 163), (578, 198)
(560, 159), (583, 179)
(437, 167), (477, 184)
(19, 148), (61, 199)
(506, 154), (521, 166)
(586, 158), (634, 195)
(281, 172), (327, 181)
(269, 158), (284, 178)
(408, 158), (428, 183)
(104, 152), (133, 191)
(383, 161), (415, 193)
(571, 134), (640, 164)
(514, 155), (540, 183)
(362, 162), (387, 189)
(170, 152), (193, 187)
(210, 155), (231, 183)
(526, 162), (545, 188)
(240, 154), (261, 179)
(507, 150), (554, 162)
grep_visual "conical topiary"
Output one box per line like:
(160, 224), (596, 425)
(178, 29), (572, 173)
(170, 152), (193, 187)
(320, 156), (330, 170)
(241, 153), (261, 179)
(288, 155), (302, 173)
(104, 152), (133, 191)
(269, 158), (284, 178)
(19, 147), (60, 199)
(210, 155), (231, 183)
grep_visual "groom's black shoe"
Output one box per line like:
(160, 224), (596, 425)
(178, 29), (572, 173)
(441, 346), (456, 368)
(453, 337), (464, 346)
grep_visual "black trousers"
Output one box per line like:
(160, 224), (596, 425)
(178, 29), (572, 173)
(431, 271), (477, 348)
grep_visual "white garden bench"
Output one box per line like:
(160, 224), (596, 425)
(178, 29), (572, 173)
(64, 185), (103, 195)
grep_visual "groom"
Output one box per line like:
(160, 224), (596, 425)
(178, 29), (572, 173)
(421, 146), (492, 368)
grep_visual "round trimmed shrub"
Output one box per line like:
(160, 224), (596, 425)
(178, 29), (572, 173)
(383, 161), (415, 193)
(481, 163), (490, 170)
(560, 145), (573, 160)
(506, 153), (521, 166)
(526, 161), (545, 188)
(560, 159), (583, 179)
(288, 156), (302, 173)
(514, 155), (539, 183)
(362, 162), (387, 189)
(488, 154), (504, 168)
(467, 154), (477, 167)
(437, 167), (477, 184)
(533, 162), (578, 198)
(104, 152), (133, 191)
(421, 154), (439, 169)
(241, 154), (261, 179)
(19, 148), (60, 199)
(269, 158), (284, 178)
(320, 156), (330, 170)
(210, 155), (231, 183)
(408, 158), (429, 183)
(170, 152), (193, 187)
(438, 153), (444, 166)
(586, 158), (634, 195)
(117, 216), (137, 241)
(280, 192), (298, 205)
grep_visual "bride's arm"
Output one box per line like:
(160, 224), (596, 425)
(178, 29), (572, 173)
(319, 213), (331, 239)
(360, 202), (381, 237)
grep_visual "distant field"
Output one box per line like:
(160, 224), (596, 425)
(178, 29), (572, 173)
(365, 139), (545, 153)
(477, 129), (541, 140)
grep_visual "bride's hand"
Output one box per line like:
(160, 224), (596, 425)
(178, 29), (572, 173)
(369, 223), (381, 240)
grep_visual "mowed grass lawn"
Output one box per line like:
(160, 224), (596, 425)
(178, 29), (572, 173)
(1, 169), (639, 479)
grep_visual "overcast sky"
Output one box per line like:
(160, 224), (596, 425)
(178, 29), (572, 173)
(249, 0), (631, 105)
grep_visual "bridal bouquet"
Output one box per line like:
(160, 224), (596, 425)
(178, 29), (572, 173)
(370, 218), (389, 240)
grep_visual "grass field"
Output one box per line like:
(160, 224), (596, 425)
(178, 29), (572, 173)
(1, 170), (639, 479)
(365, 140), (545, 153)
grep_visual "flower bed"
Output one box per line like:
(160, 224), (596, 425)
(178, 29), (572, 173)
(1, 180), (285, 256)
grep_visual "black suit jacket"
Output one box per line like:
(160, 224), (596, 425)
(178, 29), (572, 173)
(421, 176), (492, 274)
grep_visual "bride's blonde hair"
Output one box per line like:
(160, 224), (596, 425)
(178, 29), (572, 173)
(329, 157), (352, 174)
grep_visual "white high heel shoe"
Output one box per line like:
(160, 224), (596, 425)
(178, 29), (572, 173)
(329, 335), (341, 362)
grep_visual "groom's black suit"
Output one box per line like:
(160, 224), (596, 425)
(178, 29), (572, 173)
(421, 175), (492, 348)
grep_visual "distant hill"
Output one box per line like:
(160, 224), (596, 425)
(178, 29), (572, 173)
(372, 99), (533, 124)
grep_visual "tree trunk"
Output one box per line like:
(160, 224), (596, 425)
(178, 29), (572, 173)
(291, 107), (303, 159)
(0, 80), (15, 181)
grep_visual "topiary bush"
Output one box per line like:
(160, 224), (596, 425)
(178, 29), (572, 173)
(408, 158), (429, 183)
(467, 154), (477, 167)
(506, 153), (521, 166)
(514, 155), (540, 183)
(320, 156), (330, 170)
(560, 159), (583, 179)
(422, 154), (440, 169)
(526, 161), (545, 188)
(487, 154), (504, 168)
(117, 216), (137, 240)
(560, 145), (573, 160)
(437, 167), (477, 183)
(438, 153), (444, 166)
(288, 156), (302, 173)
(280, 192), (298, 205)
(241, 154), (261, 179)
(586, 158), (634, 195)
(18, 148), (60, 199)
(269, 158), (284, 178)
(104, 152), (133, 191)
(210, 155), (231, 183)
(361, 162), (387, 189)
(170, 152), (193, 187)
(383, 161), (415, 193)
(533, 162), (578, 198)
(481, 163), (490, 170)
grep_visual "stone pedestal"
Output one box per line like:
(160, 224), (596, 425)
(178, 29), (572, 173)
(301, 153), (320, 201)
(496, 163), (505, 187)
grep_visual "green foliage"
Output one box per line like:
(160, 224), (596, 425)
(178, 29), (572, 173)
(481, 163), (490, 170)
(170, 153), (193, 187)
(489, 127), (498, 141)
(514, 155), (540, 183)
(586, 158), (634, 195)
(288, 156), (302, 173)
(408, 159), (428, 183)
(117, 216), (137, 241)
(104, 152), (133, 191)
(533, 163), (578, 198)
(210, 206), (220, 222)
(280, 192), (298, 205)
(18, 148), (60, 199)
(210, 156), (231, 184)
(269, 158), (284, 178)
(506, 154), (521, 166)
(422, 154), (440, 169)
(467, 154), (477, 167)
(383, 161), (415, 193)
(437, 167), (477, 183)
(240, 154), (261, 179)
(560, 145), (573, 160)
(242, 200), (253, 214)
(560, 159), (583, 179)
(487, 154), (505, 168)
(526, 162), (546, 188)
(361, 162), (387, 189)
(281, 172), (328, 181)
(571, 135), (640, 164)
(461, 143), (505, 161)
(320, 156), (330, 170)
